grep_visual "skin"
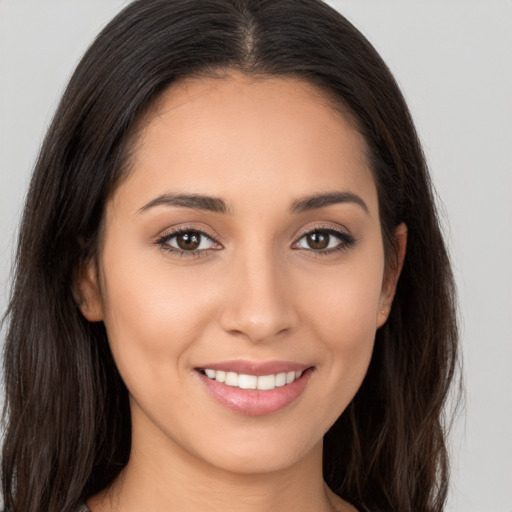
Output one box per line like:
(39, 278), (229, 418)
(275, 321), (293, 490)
(79, 72), (406, 512)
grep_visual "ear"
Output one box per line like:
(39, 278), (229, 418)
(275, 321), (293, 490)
(377, 222), (407, 328)
(73, 258), (104, 322)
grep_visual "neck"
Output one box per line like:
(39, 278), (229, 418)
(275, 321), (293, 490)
(88, 415), (347, 512)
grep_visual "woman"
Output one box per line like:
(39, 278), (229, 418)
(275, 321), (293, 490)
(1, 1), (459, 511)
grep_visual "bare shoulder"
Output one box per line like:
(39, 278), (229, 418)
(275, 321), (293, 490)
(325, 484), (359, 512)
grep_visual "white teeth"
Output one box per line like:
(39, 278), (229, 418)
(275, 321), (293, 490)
(238, 374), (257, 390)
(202, 368), (306, 390)
(257, 374), (276, 390)
(275, 372), (287, 387)
(225, 372), (238, 386)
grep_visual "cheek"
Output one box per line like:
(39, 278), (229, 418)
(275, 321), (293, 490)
(303, 252), (385, 343)
(297, 248), (384, 400)
(316, 287), (378, 383)
(98, 243), (220, 388)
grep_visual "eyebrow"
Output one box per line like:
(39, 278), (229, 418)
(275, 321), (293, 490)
(138, 191), (368, 215)
(291, 191), (369, 214)
(138, 193), (230, 214)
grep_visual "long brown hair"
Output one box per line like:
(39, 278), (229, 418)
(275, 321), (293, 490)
(1, 1), (459, 511)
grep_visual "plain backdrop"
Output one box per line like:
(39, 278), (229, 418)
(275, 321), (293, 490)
(1, 1), (511, 511)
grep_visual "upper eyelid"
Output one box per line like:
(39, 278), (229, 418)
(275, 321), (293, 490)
(157, 224), (348, 238)
(295, 224), (351, 240)
(299, 225), (346, 235)
(156, 225), (221, 244)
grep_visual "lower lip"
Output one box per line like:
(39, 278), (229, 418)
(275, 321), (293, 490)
(197, 369), (313, 416)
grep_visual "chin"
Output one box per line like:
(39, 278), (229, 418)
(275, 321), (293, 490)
(180, 422), (324, 476)
(202, 444), (313, 476)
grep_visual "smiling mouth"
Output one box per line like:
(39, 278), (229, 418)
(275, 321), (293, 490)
(196, 365), (314, 415)
(198, 368), (305, 391)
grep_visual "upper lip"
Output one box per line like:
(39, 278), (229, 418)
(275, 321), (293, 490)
(195, 360), (312, 376)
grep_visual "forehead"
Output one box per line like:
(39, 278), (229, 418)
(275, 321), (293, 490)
(114, 72), (377, 216)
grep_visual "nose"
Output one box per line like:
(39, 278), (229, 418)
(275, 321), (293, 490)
(219, 247), (299, 343)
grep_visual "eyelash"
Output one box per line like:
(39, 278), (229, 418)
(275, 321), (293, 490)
(154, 225), (356, 258)
(293, 226), (356, 256)
(154, 226), (220, 258)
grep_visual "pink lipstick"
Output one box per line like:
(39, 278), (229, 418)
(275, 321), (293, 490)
(195, 360), (313, 416)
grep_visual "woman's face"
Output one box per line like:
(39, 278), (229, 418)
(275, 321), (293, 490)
(80, 72), (404, 475)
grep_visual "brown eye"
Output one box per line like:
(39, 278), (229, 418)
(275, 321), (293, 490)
(295, 228), (354, 252)
(305, 232), (329, 250)
(176, 232), (201, 250)
(159, 229), (219, 254)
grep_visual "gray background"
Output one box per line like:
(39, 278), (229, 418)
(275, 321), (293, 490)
(1, 1), (511, 510)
